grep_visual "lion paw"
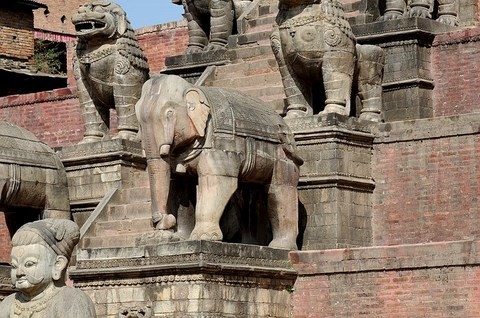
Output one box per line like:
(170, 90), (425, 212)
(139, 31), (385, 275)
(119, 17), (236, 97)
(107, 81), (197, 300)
(153, 214), (177, 230)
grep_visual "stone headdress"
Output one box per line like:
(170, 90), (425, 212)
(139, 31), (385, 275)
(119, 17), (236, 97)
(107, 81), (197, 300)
(12, 219), (80, 260)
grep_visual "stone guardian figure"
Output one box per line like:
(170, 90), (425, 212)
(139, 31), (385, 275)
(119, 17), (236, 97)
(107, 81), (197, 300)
(0, 219), (96, 318)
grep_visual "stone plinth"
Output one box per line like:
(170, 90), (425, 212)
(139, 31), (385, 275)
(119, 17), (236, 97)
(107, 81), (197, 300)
(286, 114), (375, 250)
(353, 18), (457, 121)
(58, 139), (147, 226)
(70, 241), (296, 318)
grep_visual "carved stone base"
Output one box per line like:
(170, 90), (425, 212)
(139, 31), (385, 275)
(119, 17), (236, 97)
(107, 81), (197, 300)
(353, 18), (457, 121)
(0, 264), (13, 301)
(70, 241), (296, 318)
(58, 139), (147, 227)
(286, 113), (375, 250)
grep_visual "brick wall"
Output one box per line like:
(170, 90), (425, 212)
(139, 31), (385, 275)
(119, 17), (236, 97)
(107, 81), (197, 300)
(0, 9), (34, 61)
(136, 20), (188, 74)
(372, 115), (480, 246)
(0, 213), (11, 263)
(432, 27), (480, 117)
(34, 0), (85, 35)
(0, 88), (83, 147)
(290, 240), (480, 317)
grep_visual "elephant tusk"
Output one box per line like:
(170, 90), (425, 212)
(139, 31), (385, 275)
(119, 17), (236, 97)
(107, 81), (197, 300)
(159, 144), (171, 156)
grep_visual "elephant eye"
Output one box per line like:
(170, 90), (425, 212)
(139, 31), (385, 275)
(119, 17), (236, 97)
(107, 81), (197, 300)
(166, 110), (174, 118)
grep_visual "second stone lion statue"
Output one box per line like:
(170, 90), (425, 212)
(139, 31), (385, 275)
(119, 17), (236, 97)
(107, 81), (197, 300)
(271, 0), (385, 121)
(72, 0), (149, 143)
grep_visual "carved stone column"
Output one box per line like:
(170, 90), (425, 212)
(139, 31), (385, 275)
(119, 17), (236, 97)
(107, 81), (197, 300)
(353, 18), (456, 121)
(286, 114), (375, 250)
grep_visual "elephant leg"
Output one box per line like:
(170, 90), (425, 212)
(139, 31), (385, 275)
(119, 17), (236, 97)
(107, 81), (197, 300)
(381, 0), (406, 20)
(44, 169), (71, 219)
(437, 0), (458, 26)
(205, 0), (233, 51)
(356, 44), (385, 122)
(267, 158), (299, 250)
(322, 50), (355, 116)
(183, 0), (209, 53)
(271, 28), (311, 118)
(114, 88), (140, 142)
(190, 174), (238, 241)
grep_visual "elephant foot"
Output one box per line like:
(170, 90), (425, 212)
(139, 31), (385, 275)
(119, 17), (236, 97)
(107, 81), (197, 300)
(359, 112), (382, 122)
(153, 214), (177, 230)
(185, 46), (204, 54)
(190, 224), (223, 241)
(268, 237), (298, 250)
(203, 43), (227, 52)
(114, 130), (140, 142)
(78, 135), (104, 144)
(285, 109), (309, 119)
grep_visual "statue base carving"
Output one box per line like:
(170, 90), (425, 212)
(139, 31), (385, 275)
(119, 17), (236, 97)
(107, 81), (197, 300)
(71, 241), (296, 317)
(353, 18), (457, 121)
(286, 113), (375, 250)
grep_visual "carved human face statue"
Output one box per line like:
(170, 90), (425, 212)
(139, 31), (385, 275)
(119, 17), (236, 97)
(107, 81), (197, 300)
(10, 244), (56, 297)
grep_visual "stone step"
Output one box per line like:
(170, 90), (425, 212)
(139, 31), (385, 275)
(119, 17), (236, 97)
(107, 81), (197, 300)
(211, 57), (279, 80)
(120, 186), (152, 204)
(208, 71), (281, 89)
(106, 201), (152, 221)
(229, 44), (275, 61)
(242, 85), (285, 99)
(237, 30), (273, 46)
(94, 217), (152, 236)
(81, 232), (144, 249)
(243, 15), (276, 34)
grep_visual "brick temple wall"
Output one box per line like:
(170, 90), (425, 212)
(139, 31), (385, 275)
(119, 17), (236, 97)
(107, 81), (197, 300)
(33, 0), (85, 36)
(136, 20), (188, 74)
(290, 240), (480, 317)
(0, 9), (34, 61)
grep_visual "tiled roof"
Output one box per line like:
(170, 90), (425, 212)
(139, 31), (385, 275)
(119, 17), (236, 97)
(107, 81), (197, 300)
(9, 0), (47, 9)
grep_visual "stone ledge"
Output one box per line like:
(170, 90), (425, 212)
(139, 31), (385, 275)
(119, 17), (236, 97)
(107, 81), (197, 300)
(72, 241), (296, 287)
(373, 112), (480, 143)
(290, 239), (480, 275)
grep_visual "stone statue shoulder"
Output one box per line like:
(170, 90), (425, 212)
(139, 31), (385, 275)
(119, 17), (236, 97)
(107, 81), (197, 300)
(0, 287), (96, 318)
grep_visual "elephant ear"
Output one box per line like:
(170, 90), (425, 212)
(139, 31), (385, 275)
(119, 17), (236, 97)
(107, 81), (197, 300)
(185, 88), (210, 137)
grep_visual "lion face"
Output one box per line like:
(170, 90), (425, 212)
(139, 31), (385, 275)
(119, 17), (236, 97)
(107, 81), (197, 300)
(72, 0), (128, 39)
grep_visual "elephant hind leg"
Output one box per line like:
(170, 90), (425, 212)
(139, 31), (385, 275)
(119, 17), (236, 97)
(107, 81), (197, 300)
(267, 159), (299, 250)
(190, 174), (238, 241)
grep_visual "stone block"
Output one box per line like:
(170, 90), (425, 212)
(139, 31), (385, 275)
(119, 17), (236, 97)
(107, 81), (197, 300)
(71, 241), (296, 317)
(353, 18), (457, 121)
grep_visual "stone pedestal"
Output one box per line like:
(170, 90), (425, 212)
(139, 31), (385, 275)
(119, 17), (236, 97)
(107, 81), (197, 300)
(286, 114), (375, 250)
(70, 241), (296, 318)
(58, 139), (147, 227)
(353, 18), (457, 121)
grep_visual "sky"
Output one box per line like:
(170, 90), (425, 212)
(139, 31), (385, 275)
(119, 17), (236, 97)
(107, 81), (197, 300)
(115, 0), (185, 29)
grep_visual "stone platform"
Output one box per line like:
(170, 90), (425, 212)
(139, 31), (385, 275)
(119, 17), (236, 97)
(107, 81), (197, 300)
(70, 241), (296, 318)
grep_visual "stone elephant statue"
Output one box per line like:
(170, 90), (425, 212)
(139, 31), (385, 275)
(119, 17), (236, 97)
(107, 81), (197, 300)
(135, 74), (303, 250)
(0, 122), (70, 220)
(174, 0), (252, 53)
(271, 0), (385, 121)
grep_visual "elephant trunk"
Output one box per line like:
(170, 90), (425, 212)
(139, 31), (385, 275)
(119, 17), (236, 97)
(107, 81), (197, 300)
(147, 157), (177, 230)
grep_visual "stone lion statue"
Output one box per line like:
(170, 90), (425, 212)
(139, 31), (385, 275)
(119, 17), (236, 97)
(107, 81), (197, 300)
(271, 0), (385, 121)
(72, 0), (149, 144)
(174, 0), (252, 53)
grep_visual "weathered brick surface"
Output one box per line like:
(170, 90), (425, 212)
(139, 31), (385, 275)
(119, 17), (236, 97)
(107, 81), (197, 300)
(0, 9), (34, 61)
(432, 27), (480, 117)
(34, 0), (91, 35)
(372, 114), (480, 246)
(290, 240), (480, 317)
(0, 213), (11, 263)
(0, 88), (83, 147)
(136, 21), (188, 74)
